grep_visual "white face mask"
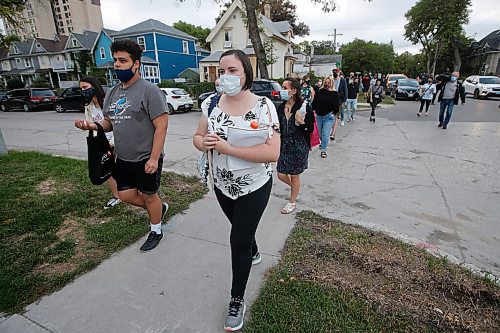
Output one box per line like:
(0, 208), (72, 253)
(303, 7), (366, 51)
(219, 74), (245, 96)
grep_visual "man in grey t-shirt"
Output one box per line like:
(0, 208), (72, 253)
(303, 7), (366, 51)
(437, 71), (465, 129)
(75, 39), (169, 252)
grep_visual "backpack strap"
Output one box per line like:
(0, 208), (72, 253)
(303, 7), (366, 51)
(207, 94), (221, 117)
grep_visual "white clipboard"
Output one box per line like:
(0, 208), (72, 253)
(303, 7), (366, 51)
(226, 126), (268, 171)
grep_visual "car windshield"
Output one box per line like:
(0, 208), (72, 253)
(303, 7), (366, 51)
(479, 77), (500, 84)
(172, 89), (188, 95)
(32, 90), (55, 97)
(398, 80), (419, 87)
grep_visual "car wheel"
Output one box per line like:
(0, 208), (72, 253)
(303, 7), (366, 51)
(167, 104), (174, 115)
(23, 103), (30, 112)
(473, 89), (480, 99)
(184, 107), (191, 113)
(55, 103), (65, 113)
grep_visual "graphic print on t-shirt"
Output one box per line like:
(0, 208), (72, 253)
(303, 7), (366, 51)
(108, 95), (132, 124)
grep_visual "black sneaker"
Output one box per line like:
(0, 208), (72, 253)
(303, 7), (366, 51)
(442, 125), (447, 129)
(140, 231), (163, 252)
(224, 296), (246, 332)
(437, 123), (443, 127)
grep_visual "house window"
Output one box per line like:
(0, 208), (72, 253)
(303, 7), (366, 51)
(72, 38), (78, 47)
(100, 47), (106, 59)
(24, 58), (31, 67)
(143, 65), (158, 79)
(137, 36), (145, 50)
(182, 40), (189, 54)
(15, 58), (21, 64)
(224, 29), (232, 48)
(36, 43), (41, 48)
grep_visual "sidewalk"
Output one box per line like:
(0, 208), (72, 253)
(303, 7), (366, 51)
(0, 192), (295, 333)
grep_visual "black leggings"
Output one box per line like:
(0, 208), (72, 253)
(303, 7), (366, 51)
(370, 100), (380, 116)
(419, 99), (431, 112)
(214, 177), (272, 298)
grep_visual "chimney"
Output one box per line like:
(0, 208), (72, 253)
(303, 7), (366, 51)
(264, 4), (271, 19)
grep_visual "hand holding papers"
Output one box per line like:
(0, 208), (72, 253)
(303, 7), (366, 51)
(226, 125), (269, 171)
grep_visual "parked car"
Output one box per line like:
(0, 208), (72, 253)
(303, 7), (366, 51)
(196, 79), (283, 108)
(463, 75), (500, 99)
(391, 78), (419, 100)
(54, 86), (111, 113)
(385, 74), (408, 95)
(55, 87), (83, 113)
(1, 88), (56, 112)
(160, 88), (194, 114)
(0, 91), (8, 103)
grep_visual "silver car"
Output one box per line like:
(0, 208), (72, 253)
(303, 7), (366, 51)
(463, 75), (500, 99)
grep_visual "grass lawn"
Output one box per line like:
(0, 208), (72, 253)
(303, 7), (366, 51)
(244, 211), (500, 333)
(0, 151), (206, 314)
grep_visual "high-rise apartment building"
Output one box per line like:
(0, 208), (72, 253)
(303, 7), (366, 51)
(2, 0), (103, 40)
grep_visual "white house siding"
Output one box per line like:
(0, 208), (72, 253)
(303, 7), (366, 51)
(37, 55), (51, 69)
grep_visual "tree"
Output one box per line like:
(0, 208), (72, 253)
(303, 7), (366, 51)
(7, 78), (25, 90)
(393, 51), (425, 77)
(339, 39), (395, 74)
(180, 0), (368, 79)
(0, 0), (27, 28)
(173, 21), (212, 49)
(296, 40), (336, 56)
(0, 32), (20, 50)
(31, 77), (51, 88)
(404, 0), (471, 73)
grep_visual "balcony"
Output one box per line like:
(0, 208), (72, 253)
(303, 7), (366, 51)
(52, 60), (74, 71)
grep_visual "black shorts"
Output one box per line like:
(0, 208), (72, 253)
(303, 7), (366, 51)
(113, 157), (163, 195)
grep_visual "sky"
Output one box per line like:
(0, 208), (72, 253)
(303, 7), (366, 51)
(1, 0), (498, 54)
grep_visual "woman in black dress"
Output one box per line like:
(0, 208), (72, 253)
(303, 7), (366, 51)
(276, 78), (314, 214)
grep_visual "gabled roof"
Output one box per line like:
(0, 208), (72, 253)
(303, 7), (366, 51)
(259, 15), (290, 42)
(11, 41), (33, 55)
(111, 19), (197, 41)
(195, 45), (210, 54)
(70, 30), (99, 49)
(206, 0), (291, 44)
(200, 48), (256, 63)
(310, 55), (342, 65)
(91, 28), (114, 54)
(474, 29), (500, 52)
(179, 67), (199, 75)
(34, 35), (68, 54)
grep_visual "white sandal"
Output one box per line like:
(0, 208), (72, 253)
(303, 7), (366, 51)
(281, 202), (297, 214)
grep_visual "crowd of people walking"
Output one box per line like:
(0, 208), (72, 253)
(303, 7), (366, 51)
(73, 36), (465, 331)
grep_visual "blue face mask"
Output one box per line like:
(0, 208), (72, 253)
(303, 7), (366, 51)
(451, 76), (457, 82)
(280, 90), (291, 101)
(115, 64), (137, 83)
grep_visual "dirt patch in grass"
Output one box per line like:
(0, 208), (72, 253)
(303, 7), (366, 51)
(282, 211), (500, 332)
(37, 178), (56, 195)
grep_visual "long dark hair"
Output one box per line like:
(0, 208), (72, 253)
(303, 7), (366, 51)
(80, 76), (106, 109)
(284, 77), (302, 101)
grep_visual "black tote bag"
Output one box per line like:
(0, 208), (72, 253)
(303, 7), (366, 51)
(87, 122), (115, 185)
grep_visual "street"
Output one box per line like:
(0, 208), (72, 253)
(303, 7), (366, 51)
(1, 96), (499, 277)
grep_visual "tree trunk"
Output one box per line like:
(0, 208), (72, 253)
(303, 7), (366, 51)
(453, 44), (461, 71)
(431, 42), (440, 76)
(243, 0), (269, 79)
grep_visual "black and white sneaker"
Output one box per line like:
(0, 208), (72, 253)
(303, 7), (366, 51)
(140, 231), (163, 252)
(224, 296), (246, 332)
(104, 197), (121, 209)
(251, 252), (262, 265)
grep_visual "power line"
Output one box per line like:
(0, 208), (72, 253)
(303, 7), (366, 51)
(327, 28), (343, 51)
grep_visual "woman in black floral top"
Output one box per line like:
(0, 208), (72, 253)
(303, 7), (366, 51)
(193, 50), (280, 332)
(277, 78), (314, 214)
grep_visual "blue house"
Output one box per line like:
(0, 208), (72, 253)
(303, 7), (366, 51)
(92, 19), (207, 84)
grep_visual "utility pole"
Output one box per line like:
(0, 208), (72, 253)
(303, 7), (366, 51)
(328, 28), (343, 52)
